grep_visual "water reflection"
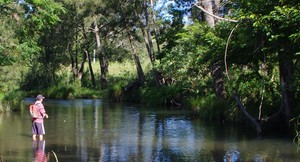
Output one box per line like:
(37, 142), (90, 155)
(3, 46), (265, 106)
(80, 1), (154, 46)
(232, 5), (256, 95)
(0, 98), (299, 161)
(32, 140), (48, 162)
(223, 149), (240, 162)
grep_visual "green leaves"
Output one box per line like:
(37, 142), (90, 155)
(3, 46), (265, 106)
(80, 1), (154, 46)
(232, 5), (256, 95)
(18, 40), (41, 65)
(28, 0), (66, 30)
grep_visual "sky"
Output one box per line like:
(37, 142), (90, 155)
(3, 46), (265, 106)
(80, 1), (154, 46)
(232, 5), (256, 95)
(17, 0), (33, 18)
(154, 0), (196, 24)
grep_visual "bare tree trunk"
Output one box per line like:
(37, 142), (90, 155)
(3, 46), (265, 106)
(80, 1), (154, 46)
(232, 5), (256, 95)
(80, 23), (96, 88)
(211, 63), (226, 98)
(203, 1), (226, 99)
(233, 93), (262, 134)
(278, 51), (295, 125)
(143, 1), (155, 63)
(142, 0), (162, 86)
(141, 28), (161, 86)
(85, 50), (96, 87)
(75, 30), (79, 77)
(202, 0), (215, 27)
(78, 51), (87, 81)
(127, 30), (145, 83)
(141, 29), (151, 58)
(94, 19), (108, 89)
(69, 42), (77, 79)
(150, 0), (161, 54)
(76, 23), (88, 81)
(69, 29), (81, 81)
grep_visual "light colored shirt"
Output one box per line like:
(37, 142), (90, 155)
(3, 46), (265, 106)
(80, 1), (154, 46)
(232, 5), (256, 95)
(33, 101), (46, 123)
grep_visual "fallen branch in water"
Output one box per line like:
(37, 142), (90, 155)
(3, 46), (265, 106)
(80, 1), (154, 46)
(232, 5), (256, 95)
(51, 150), (59, 162)
(233, 93), (262, 134)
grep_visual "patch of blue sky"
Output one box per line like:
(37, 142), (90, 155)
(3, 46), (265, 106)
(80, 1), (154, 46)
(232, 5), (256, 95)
(17, 0), (26, 4)
(154, 0), (176, 21)
(17, 0), (33, 18)
(154, 0), (195, 24)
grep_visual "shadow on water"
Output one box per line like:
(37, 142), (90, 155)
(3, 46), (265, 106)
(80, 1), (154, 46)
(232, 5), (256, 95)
(0, 98), (299, 162)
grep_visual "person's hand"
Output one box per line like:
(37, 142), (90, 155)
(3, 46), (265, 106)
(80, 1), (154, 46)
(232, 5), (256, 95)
(44, 114), (49, 119)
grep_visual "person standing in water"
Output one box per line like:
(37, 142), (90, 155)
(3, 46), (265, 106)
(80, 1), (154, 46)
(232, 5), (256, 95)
(32, 94), (49, 141)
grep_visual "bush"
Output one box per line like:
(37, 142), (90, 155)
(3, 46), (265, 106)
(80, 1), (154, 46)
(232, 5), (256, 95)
(106, 76), (133, 101)
(44, 84), (102, 99)
(107, 83), (124, 101)
(0, 90), (24, 112)
(139, 84), (181, 106)
(186, 93), (227, 121)
(46, 85), (76, 99)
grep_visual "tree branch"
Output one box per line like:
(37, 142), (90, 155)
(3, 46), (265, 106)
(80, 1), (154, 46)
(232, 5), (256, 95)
(224, 23), (240, 80)
(194, 2), (238, 23)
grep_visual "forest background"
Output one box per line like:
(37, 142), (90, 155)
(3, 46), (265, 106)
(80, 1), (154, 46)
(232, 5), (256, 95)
(0, 0), (300, 139)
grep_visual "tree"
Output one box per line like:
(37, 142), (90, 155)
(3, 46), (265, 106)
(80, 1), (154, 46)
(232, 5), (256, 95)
(0, 0), (65, 92)
(230, 0), (300, 129)
(94, 18), (108, 89)
(0, 0), (23, 66)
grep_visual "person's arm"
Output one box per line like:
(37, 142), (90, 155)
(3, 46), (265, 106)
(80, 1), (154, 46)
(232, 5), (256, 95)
(38, 103), (49, 118)
(42, 113), (49, 118)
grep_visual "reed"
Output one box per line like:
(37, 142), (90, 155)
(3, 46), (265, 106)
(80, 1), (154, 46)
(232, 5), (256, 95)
(51, 150), (59, 162)
(290, 116), (300, 145)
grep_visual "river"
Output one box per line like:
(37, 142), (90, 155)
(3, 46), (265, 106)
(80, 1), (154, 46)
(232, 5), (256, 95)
(0, 98), (299, 161)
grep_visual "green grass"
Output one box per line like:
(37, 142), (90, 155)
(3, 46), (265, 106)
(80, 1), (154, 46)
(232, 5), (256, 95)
(108, 61), (138, 77)
(186, 94), (227, 120)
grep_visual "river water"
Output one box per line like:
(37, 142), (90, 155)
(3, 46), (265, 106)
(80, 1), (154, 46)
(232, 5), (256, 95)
(0, 98), (299, 162)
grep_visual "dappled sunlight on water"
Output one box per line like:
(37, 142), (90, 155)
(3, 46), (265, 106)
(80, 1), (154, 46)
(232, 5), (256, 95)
(0, 98), (299, 161)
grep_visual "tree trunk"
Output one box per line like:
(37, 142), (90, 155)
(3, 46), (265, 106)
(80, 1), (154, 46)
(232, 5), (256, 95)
(94, 19), (108, 89)
(211, 62), (226, 98)
(69, 42), (78, 79)
(202, 0), (215, 27)
(141, 28), (161, 86)
(75, 30), (79, 78)
(142, 0), (162, 86)
(127, 30), (145, 83)
(78, 51), (87, 81)
(85, 50), (96, 87)
(278, 50), (295, 125)
(150, 0), (161, 54)
(141, 29), (151, 59)
(81, 23), (96, 88)
(143, 0), (155, 63)
(233, 93), (262, 134)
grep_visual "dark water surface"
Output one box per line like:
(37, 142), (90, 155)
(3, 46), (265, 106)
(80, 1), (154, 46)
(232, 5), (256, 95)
(0, 98), (299, 162)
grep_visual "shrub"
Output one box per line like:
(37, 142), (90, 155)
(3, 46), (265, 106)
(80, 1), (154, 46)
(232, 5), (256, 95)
(186, 93), (227, 121)
(46, 85), (76, 99)
(0, 90), (24, 112)
(106, 76), (132, 101)
(139, 84), (181, 106)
